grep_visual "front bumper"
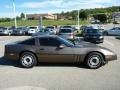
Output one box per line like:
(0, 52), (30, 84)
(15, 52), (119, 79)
(13, 32), (23, 35)
(105, 54), (117, 61)
(84, 37), (104, 43)
(0, 32), (9, 35)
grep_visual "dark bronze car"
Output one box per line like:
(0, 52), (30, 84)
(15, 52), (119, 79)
(4, 35), (117, 69)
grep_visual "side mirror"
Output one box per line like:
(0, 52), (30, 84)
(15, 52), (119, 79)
(58, 44), (65, 49)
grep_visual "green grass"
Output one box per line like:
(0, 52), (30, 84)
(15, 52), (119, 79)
(0, 20), (88, 27)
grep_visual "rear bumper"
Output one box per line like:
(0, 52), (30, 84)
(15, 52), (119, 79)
(4, 52), (19, 61)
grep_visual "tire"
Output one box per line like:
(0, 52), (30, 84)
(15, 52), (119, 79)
(20, 52), (37, 68)
(103, 32), (108, 36)
(85, 52), (104, 69)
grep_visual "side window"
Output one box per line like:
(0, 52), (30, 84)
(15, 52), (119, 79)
(39, 37), (61, 46)
(19, 38), (35, 45)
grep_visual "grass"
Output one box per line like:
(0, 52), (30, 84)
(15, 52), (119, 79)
(0, 20), (88, 27)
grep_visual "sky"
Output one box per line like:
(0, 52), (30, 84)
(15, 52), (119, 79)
(0, 0), (120, 18)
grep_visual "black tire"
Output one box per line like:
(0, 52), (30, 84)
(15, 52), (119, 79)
(20, 52), (37, 68)
(103, 32), (108, 36)
(85, 52), (104, 69)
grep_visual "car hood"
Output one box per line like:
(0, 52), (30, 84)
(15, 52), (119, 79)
(32, 32), (50, 36)
(74, 41), (98, 48)
(85, 33), (102, 36)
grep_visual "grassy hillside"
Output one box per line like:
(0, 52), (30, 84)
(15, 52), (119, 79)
(0, 20), (88, 27)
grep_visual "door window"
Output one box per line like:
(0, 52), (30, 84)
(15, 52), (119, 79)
(39, 37), (61, 46)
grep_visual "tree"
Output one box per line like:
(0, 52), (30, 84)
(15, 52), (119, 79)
(16, 16), (21, 20)
(79, 10), (88, 20)
(20, 13), (25, 19)
(93, 14), (107, 23)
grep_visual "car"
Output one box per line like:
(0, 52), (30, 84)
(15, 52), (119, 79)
(113, 21), (120, 24)
(32, 28), (53, 37)
(83, 29), (104, 43)
(12, 27), (29, 35)
(4, 35), (117, 69)
(59, 28), (74, 40)
(45, 26), (57, 34)
(90, 20), (100, 24)
(103, 27), (120, 36)
(80, 26), (92, 35)
(61, 26), (74, 29)
(28, 26), (39, 35)
(91, 25), (104, 30)
(0, 27), (13, 36)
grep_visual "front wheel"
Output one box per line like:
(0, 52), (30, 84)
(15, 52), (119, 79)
(85, 52), (104, 69)
(103, 32), (108, 36)
(20, 52), (37, 68)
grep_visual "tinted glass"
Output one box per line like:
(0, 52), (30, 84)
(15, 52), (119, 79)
(57, 37), (74, 47)
(59, 29), (72, 33)
(62, 26), (72, 28)
(39, 37), (61, 46)
(29, 27), (37, 29)
(2, 28), (7, 30)
(19, 38), (35, 45)
(46, 26), (54, 29)
(85, 29), (100, 33)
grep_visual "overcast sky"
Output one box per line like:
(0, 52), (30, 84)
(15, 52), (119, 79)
(0, 0), (120, 18)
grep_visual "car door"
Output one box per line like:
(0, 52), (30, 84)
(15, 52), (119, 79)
(37, 37), (59, 62)
(109, 28), (118, 35)
(37, 37), (74, 63)
(117, 28), (120, 35)
(55, 37), (74, 63)
(108, 28), (115, 35)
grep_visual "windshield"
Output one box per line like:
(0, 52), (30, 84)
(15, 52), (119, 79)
(29, 27), (37, 29)
(2, 28), (7, 30)
(58, 37), (74, 47)
(46, 27), (54, 29)
(60, 29), (72, 33)
(62, 26), (73, 28)
(85, 29), (100, 33)
(39, 29), (51, 32)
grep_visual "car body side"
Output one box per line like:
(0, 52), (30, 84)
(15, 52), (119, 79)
(4, 37), (117, 64)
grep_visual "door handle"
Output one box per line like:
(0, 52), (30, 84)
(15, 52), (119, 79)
(40, 48), (44, 50)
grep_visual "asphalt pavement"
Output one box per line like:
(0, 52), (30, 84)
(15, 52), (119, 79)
(0, 35), (120, 90)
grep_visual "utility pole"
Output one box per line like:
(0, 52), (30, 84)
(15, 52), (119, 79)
(39, 16), (43, 30)
(12, 0), (17, 28)
(77, 10), (80, 30)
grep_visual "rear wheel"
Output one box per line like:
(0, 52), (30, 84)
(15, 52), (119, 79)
(85, 52), (104, 69)
(20, 52), (37, 68)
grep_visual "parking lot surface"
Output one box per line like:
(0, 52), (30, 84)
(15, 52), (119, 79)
(0, 36), (120, 90)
